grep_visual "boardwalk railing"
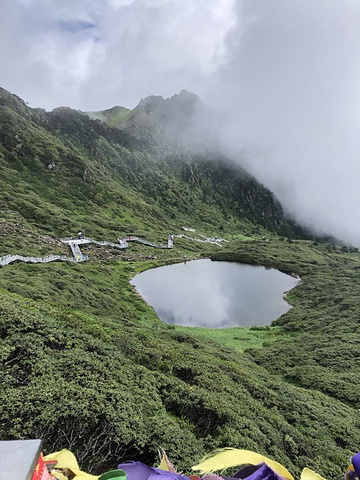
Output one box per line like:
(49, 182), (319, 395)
(175, 234), (224, 246)
(122, 236), (170, 249)
(91, 239), (128, 249)
(0, 231), (225, 269)
(0, 254), (77, 267)
(60, 237), (129, 249)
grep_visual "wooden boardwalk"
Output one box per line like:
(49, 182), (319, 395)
(122, 235), (173, 249)
(0, 234), (174, 268)
(175, 234), (226, 247)
(0, 253), (77, 267)
(0, 232), (226, 268)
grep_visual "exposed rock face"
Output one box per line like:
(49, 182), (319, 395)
(86, 90), (217, 149)
(0, 85), (307, 238)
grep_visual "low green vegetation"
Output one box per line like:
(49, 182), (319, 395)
(87, 105), (131, 128)
(1, 238), (360, 478)
(1, 87), (360, 479)
(174, 325), (282, 352)
(212, 239), (360, 408)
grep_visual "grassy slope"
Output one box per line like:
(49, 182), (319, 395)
(0, 86), (305, 252)
(1, 88), (360, 478)
(175, 325), (279, 352)
(87, 106), (131, 127)
(212, 240), (360, 407)
(1, 239), (360, 479)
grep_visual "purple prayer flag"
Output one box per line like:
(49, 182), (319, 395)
(235, 463), (285, 480)
(117, 461), (190, 480)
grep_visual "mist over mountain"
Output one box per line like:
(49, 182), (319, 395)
(2, 0), (358, 246)
(87, 89), (223, 153)
(0, 86), (305, 243)
(2, 2), (360, 477)
(2, 85), (360, 478)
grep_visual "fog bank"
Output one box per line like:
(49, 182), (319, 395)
(204, 0), (360, 245)
(1, 0), (360, 244)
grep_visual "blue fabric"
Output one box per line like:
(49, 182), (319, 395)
(234, 463), (284, 480)
(117, 460), (283, 480)
(117, 461), (190, 480)
(353, 453), (360, 477)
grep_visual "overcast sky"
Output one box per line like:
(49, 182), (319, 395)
(1, 0), (360, 244)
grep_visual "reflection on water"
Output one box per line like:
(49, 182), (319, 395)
(131, 259), (299, 328)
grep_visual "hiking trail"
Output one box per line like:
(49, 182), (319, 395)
(0, 230), (226, 268)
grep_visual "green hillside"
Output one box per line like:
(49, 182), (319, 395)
(0, 87), (302, 249)
(0, 87), (359, 479)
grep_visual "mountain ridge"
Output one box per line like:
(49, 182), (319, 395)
(0, 86), (306, 247)
(86, 89), (222, 151)
(3, 86), (359, 479)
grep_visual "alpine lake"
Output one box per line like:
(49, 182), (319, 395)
(130, 259), (299, 328)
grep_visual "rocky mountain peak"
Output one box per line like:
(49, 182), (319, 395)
(136, 95), (165, 114)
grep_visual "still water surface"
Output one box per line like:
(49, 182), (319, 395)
(131, 259), (299, 328)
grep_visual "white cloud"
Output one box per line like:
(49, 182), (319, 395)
(0, 0), (102, 107)
(2, 0), (360, 244)
(79, 0), (238, 109)
(0, 0), (238, 110)
(204, 0), (360, 244)
(108, 0), (136, 8)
